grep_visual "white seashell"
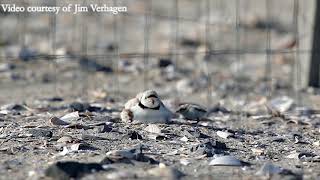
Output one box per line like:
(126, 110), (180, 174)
(106, 150), (134, 159)
(60, 111), (80, 121)
(50, 117), (70, 126)
(286, 152), (300, 159)
(216, 131), (233, 139)
(145, 124), (162, 134)
(57, 136), (73, 143)
(180, 136), (189, 142)
(0, 110), (9, 115)
(180, 159), (191, 166)
(209, 155), (242, 166)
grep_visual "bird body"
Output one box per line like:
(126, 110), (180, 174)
(121, 90), (172, 123)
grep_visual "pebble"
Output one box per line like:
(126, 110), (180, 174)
(57, 136), (73, 144)
(45, 161), (104, 179)
(190, 139), (227, 157)
(79, 57), (113, 73)
(18, 46), (37, 61)
(94, 123), (112, 133)
(28, 129), (53, 138)
(70, 143), (98, 151)
(158, 58), (173, 68)
(148, 164), (184, 179)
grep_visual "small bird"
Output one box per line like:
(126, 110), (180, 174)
(120, 90), (172, 123)
(176, 103), (207, 121)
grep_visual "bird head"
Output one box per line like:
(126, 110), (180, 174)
(139, 90), (161, 109)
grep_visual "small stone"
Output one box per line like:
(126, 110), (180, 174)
(79, 57), (113, 73)
(57, 136), (73, 144)
(190, 139), (227, 157)
(126, 131), (143, 140)
(70, 143), (98, 151)
(148, 164), (184, 179)
(180, 136), (189, 142)
(1, 103), (27, 111)
(106, 171), (136, 179)
(251, 148), (264, 156)
(158, 58), (173, 68)
(69, 102), (90, 112)
(28, 129), (53, 138)
(102, 145), (158, 165)
(45, 161), (104, 179)
(94, 124), (112, 133)
(18, 46), (37, 61)
(50, 117), (70, 126)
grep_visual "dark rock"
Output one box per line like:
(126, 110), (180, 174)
(126, 131), (143, 140)
(158, 58), (173, 68)
(69, 102), (91, 112)
(41, 73), (54, 83)
(79, 57), (113, 73)
(18, 46), (37, 61)
(71, 143), (99, 151)
(106, 43), (118, 52)
(42, 97), (64, 102)
(45, 161), (104, 179)
(180, 38), (201, 47)
(3, 159), (22, 170)
(182, 128), (210, 139)
(101, 144), (158, 165)
(81, 134), (109, 141)
(94, 124), (112, 133)
(28, 129), (53, 138)
(190, 139), (227, 157)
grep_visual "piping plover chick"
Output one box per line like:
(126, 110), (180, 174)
(120, 90), (172, 123)
(176, 103), (207, 121)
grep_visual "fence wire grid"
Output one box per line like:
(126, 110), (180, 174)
(0, 0), (316, 110)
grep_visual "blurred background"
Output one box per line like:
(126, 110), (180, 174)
(0, 0), (317, 112)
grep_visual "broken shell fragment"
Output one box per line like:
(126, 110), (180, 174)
(60, 111), (80, 121)
(209, 155), (243, 166)
(216, 131), (233, 139)
(50, 117), (70, 126)
(145, 124), (161, 134)
(57, 136), (73, 144)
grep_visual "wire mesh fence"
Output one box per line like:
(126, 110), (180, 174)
(0, 0), (316, 110)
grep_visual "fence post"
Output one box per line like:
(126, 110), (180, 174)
(309, 1), (320, 87)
